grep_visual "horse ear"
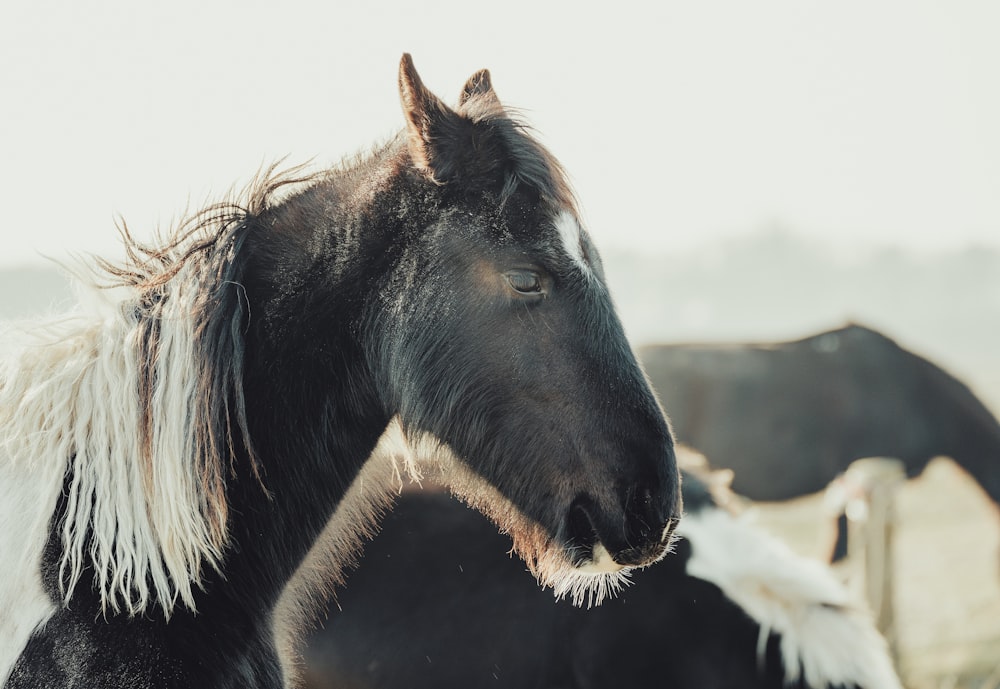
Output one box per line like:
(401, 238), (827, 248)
(398, 53), (460, 180)
(458, 69), (501, 111)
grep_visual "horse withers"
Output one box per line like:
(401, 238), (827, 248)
(0, 55), (680, 689)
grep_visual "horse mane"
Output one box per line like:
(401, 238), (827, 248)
(0, 163), (314, 618)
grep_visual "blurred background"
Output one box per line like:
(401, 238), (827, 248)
(1, 1), (997, 686)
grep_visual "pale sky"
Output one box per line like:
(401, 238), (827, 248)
(1, 0), (998, 267)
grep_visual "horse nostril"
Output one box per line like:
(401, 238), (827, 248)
(564, 485), (678, 570)
(624, 482), (678, 549)
(564, 499), (599, 567)
(625, 484), (658, 540)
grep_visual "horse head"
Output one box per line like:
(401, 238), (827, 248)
(365, 55), (681, 604)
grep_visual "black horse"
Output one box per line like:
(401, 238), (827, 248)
(0, 56), (679, 688)
(640, 323), (1000, 510)
(301, 471), (901, 689)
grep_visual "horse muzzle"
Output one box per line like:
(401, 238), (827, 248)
(564, 484), (681, 572)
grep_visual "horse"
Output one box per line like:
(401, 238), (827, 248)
(300, 468), (901, 689)
(0, 55), (681, 689)
(639, 323), (1000, 511)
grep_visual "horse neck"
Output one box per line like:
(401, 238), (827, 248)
(211, 223), (399, 617)
(913, 355), (1000, 510)
(206, 390), (390, 619)
(941, 395), (1000, 509)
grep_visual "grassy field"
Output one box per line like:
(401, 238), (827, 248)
(748, 458), (1000, 689)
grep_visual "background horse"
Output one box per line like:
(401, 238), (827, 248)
(640, 323), (1000, 511)
(301, 470), (901, 689)
(0, 55), (679, 688)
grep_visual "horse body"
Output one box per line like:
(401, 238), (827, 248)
(301, 474), (901, 689)
(1, 56), (679, 688)
(640, 324), (1000, 507)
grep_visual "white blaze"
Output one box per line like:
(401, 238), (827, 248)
(554, 210), (592, 277)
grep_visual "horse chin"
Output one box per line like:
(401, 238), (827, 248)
(547, 563), (633, 608)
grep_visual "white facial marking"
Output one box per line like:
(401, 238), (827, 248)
(554, 210), (592, 277)
(577, 542), (625, 574)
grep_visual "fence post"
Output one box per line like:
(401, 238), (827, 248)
(826, 457), (906, 659)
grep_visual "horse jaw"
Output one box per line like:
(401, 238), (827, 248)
(390, 423), (635, 608)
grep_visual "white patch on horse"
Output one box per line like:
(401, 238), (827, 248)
(553, 210), (592, 278)
(677, 507), (902, 689)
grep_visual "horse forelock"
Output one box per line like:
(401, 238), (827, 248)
(0, 163), (318, 619)
(491, 111), (577, 216)
(418, 92), (578, 219)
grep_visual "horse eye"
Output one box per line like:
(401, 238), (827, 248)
(505, 270), (543, 295)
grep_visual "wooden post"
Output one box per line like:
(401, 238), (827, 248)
(830, 457), (906, 660)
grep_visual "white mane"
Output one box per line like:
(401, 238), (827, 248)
(0, 170), (310, 652)
(677, 505), (902, 689)
(0, 271), (223, 621)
